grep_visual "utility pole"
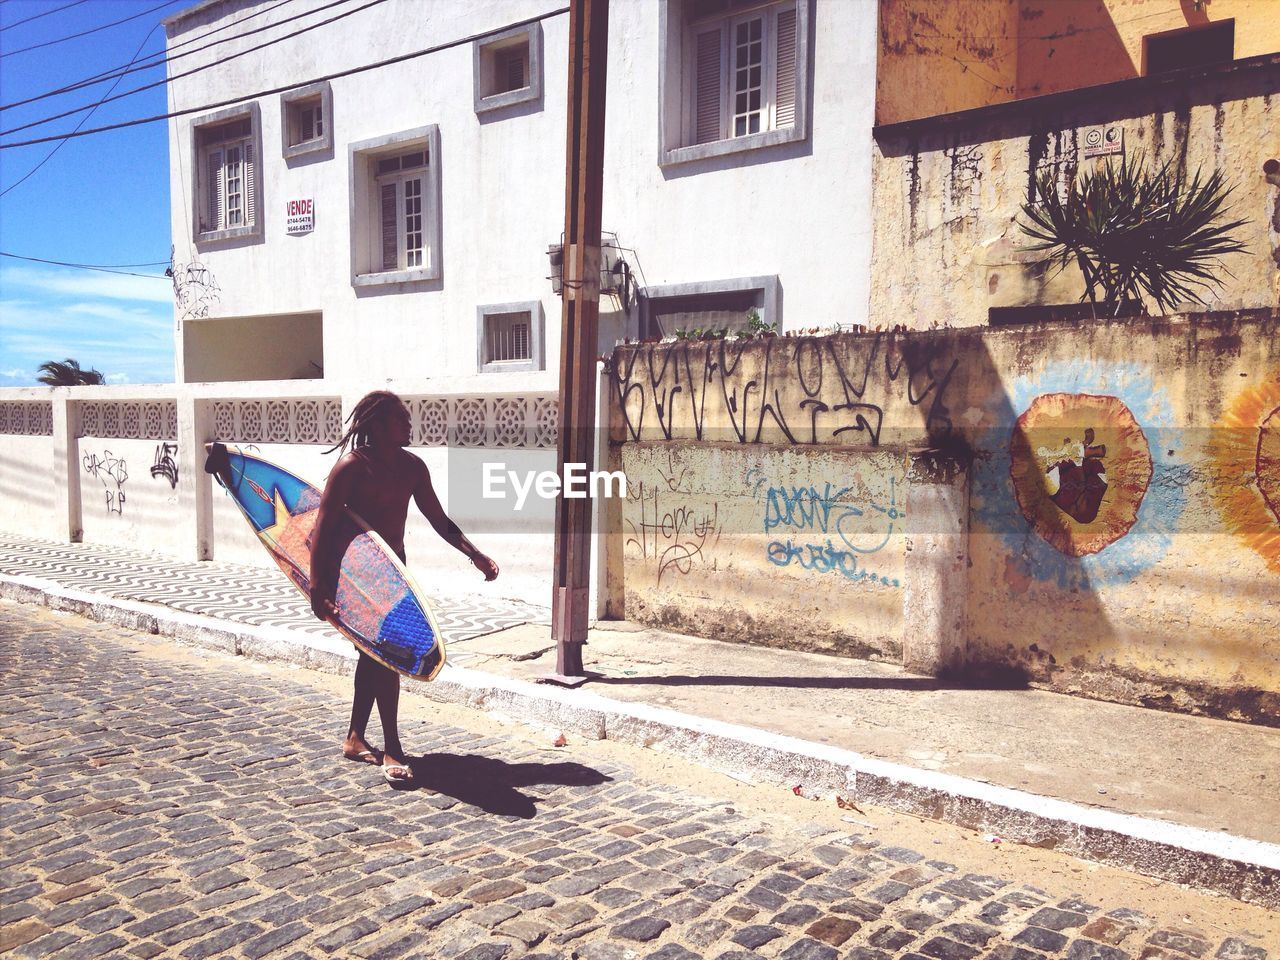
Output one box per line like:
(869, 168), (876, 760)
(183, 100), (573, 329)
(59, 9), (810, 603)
(550, 0), (609, 683)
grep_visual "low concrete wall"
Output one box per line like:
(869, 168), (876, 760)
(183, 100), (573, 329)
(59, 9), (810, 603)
(0, 378), (560, 609)
(607, 310), (1280, 723)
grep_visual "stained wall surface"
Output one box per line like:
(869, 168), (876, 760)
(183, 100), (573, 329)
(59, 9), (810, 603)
(870, 62), (1279, 329)
(606, 311), (1280, 722)
(876, 0), (1280, 124)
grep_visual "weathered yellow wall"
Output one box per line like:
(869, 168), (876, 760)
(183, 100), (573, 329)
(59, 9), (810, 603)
(877, 0), (1280, 124)
(876, 0), (1019, 125)
(870, 70), (1279, 328)
(1017, 0), (1280, 98)
(607, 312), (1280, 722)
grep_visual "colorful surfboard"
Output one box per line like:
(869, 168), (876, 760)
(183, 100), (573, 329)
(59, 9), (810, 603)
(204, 442), (445, 680)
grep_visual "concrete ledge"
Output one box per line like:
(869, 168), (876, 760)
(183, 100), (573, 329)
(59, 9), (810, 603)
(3, 573), (1277, 908)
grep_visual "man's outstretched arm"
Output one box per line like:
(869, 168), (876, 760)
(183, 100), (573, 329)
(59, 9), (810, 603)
(412, 460), (499, 580)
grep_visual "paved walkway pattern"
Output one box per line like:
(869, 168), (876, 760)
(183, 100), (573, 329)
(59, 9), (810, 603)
(1, 606), (1272, 960)
(0, 534), (547, 647)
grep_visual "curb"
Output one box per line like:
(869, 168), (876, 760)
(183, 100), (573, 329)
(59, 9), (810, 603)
(4, 573), (1278, 909)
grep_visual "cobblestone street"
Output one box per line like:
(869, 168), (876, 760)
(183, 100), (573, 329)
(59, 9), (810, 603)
(1, 602), (1275, 960)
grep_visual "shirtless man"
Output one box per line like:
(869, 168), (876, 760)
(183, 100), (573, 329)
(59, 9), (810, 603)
(309, 391), (498, 784)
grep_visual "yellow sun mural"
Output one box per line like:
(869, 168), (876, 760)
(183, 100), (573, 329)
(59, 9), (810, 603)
(1209, 376), (1280, 574)
(1009, 393), (1153, 557)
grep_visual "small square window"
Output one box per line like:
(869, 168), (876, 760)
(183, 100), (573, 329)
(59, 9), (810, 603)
(1144, 20), (1234, 75)
(477, 302), (545, 372)
(474, 23), (543, 115)
(485, 312), (533, 363)
(280, 82), (333, 161)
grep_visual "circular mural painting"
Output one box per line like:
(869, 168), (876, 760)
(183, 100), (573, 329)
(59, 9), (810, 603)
(1009, 393), (1153, 556)
(1208, 376), (1280, 574)
(1258, 404), (1280, 526)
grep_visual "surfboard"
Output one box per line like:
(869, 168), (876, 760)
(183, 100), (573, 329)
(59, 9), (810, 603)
(204, 442), (445, 680)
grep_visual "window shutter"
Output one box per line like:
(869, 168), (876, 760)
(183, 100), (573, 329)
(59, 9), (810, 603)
(775, 6), (797, 128)
(243, 141), (256, 226)
(506, 50), (525, 90)
(694, 28), (722, 144)
(207, 149), (223, 230)
(380, 182), (398, 271)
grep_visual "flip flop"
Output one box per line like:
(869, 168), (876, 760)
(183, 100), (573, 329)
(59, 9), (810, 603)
(343, 749), (383, 766)
(382, 763), (413, 785)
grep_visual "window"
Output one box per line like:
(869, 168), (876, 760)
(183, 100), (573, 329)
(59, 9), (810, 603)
(476, 302), (545, 372)
(191, 103), (262, 243)
(1144, 20), (1235, 76)
(280, 82), (333, 160)
(660, 0), (809, 166)
(473, 22), (543, 115)
(349, 127), (441, 286)
(375, 150), (427, 271)
(639, 275), (780, 340)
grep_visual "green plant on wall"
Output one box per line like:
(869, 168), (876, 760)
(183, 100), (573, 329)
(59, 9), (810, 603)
(1017, 153), (1249, 317)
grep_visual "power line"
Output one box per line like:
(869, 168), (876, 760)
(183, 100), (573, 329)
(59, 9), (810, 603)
(0, 251), (169, 278)
(4, 0), (361, 113)
(1, 21), (161, 197)
(2, 0), (391, 135)
(0, 0), (182, 58)
(0, 5), (571, 149)
(0, 0), (90, 31)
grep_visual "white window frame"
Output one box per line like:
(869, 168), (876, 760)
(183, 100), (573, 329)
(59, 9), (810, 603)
(373, 154), (427, 273)
(280, 81), (333, 161)
(473, 22), (543, 115)
(191, 103), (262, 244)
(476, 301), (546, 373)
(348, 126), (442, 287)
(658, 0), (810, 168)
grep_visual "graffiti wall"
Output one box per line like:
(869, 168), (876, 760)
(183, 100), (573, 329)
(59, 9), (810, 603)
(78, 436), (185, 553)
(620, 444), (907, 658)
(608, 310), (1280, 722)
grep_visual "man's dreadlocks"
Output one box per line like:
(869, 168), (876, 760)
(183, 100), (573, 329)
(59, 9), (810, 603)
(325, 390), (407, 455)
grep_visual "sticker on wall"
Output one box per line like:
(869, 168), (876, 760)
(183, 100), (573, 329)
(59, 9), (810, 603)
(1207, 374), (1280, 574)
(1009, 393), (1152, 556)
(972, 362), (1186, 590)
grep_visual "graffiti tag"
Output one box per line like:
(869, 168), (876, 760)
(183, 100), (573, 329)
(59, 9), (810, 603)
(84, 450), (128, 515)
(150, 442), (179, 489)
(613, 332), (958, 448)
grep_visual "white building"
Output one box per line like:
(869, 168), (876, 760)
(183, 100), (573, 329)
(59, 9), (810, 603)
(164, 0), (877, 385)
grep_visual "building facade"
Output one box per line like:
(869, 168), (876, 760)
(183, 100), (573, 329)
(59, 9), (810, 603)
(164, 0), (878, 386)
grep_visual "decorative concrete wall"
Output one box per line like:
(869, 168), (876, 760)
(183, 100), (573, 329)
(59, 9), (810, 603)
(0, 380), (559, 609)
(606, 310), (1280, 723)
(870, 56), (1280, 328)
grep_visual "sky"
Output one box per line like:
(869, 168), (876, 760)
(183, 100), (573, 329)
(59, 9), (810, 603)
(0, 0), (183, 387)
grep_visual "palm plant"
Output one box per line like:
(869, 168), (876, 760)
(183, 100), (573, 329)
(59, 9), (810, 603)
(1018, 153), (1249, 317)
(36, 359), (105, 386)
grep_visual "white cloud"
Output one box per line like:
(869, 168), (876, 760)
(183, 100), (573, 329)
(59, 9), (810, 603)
(0, 265), (172, 304)
(106, 373), (131, 384)
(0, 298), (173, 386)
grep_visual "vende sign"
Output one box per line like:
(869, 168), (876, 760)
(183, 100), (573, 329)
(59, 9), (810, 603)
(286, 198), (314, 235)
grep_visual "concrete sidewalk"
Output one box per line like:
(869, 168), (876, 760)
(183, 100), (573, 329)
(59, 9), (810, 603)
(1, 533), (1277, 906)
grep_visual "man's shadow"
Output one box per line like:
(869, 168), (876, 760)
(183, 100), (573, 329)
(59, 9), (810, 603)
(397, 752), (612, 819)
